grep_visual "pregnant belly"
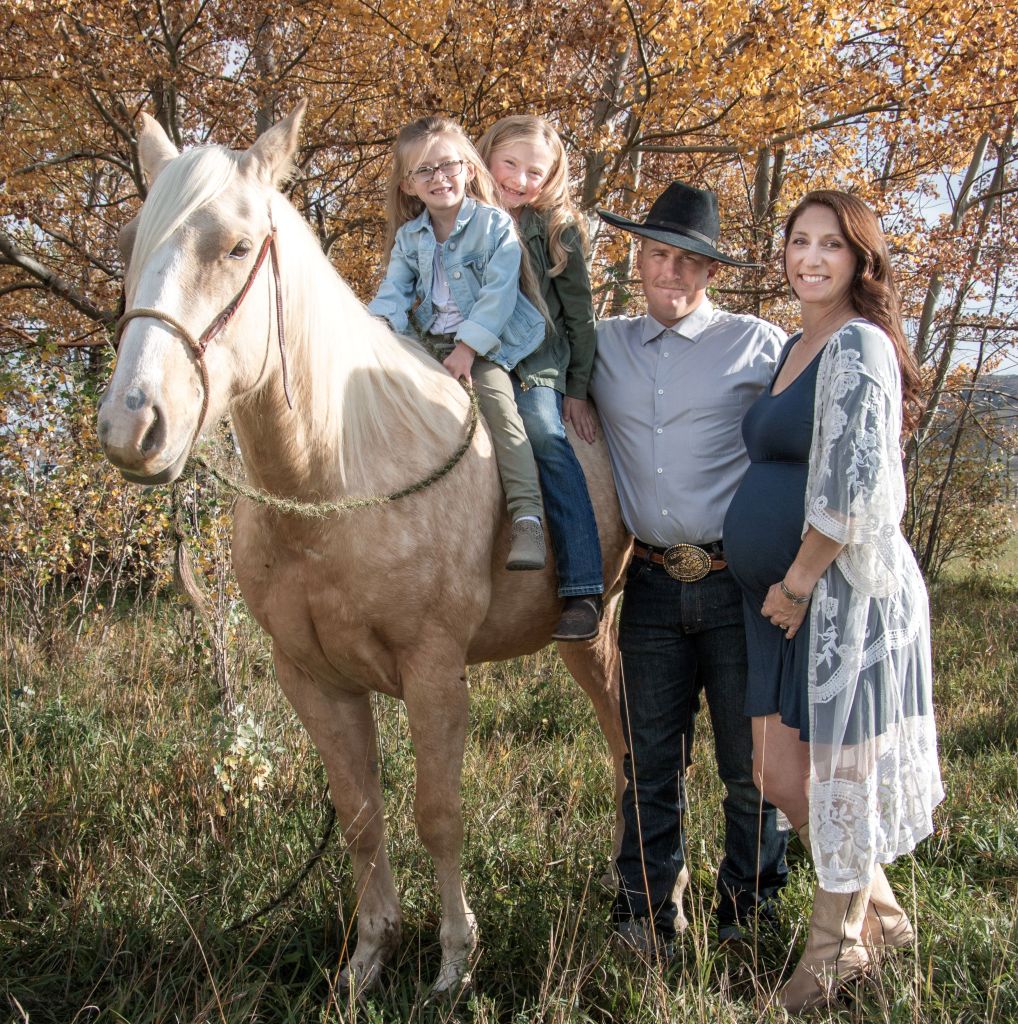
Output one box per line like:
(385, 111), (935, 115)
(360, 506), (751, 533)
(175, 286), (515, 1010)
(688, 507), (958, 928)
(723, 462), (809, 596)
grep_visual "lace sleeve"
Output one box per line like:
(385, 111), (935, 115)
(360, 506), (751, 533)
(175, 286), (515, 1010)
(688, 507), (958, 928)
(806, 324), (905, 595)
(804, 323), (943, 894)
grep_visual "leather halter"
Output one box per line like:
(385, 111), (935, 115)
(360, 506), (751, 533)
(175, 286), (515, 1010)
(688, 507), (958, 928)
(115, 215), (292, 443)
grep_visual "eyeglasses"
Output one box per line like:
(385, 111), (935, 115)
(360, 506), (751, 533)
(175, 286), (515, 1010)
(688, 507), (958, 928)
(409, 159), (466, 184)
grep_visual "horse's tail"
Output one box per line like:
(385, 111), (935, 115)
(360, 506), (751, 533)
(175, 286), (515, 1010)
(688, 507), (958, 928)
(173, 539), (213, 620)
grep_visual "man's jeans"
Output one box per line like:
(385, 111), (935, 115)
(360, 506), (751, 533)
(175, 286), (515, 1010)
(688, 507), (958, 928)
(613, 557), (788, 938)
(513, 382), (603, 597)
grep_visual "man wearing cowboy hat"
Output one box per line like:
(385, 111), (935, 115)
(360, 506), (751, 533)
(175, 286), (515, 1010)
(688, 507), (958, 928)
(589, 181), (788, 954)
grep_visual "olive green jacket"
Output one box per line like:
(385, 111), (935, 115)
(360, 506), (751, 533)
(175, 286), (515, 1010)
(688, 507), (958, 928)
(514, 207), (597, 399)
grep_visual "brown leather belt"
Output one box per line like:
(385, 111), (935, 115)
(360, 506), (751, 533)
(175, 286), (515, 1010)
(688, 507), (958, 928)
(632, 541), (727, 582)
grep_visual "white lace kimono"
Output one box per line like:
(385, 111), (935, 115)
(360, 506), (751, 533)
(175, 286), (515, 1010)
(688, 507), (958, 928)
(805, 319), (944, 893)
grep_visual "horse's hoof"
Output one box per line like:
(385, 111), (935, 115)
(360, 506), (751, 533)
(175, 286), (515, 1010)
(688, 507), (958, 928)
(337, 960), (383, 1001)
(424, 966), (474, 1007)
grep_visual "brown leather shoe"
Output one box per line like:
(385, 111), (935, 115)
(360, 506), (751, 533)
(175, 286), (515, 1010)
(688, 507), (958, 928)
(552, 594), (603, 641)
(614, 917), (675, 964)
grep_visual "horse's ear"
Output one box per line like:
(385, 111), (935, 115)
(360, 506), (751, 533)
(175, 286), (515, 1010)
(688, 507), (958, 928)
(137, 113), (179, 185)
(118, 216), (139, 271)
(239, 99), (308, 188)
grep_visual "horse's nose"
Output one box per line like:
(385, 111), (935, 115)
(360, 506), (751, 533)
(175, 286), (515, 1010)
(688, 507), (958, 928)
(98, 386), (169, 471)
(140, 401), (167, 455)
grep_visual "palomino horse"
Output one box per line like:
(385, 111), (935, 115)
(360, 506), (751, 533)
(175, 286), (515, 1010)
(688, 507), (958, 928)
(97, 102), (630, 995)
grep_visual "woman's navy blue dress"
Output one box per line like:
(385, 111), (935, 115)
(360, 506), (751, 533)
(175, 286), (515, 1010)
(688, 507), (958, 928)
(723, 336), (820, 740)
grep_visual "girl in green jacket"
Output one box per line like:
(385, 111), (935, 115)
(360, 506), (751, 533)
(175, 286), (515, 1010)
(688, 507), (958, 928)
(478, 116), (604, 640)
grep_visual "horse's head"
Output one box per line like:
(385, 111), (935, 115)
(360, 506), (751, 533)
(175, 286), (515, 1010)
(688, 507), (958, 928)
(97, 102), (307, 484)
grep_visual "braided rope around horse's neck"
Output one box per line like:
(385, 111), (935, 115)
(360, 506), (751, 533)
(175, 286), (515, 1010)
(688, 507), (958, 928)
(179, 380), (479, 517)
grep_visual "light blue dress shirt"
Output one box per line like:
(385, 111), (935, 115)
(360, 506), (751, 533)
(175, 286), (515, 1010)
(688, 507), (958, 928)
(589, 299), (786, 547)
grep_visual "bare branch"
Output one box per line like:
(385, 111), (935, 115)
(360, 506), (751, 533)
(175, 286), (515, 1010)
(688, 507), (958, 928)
(0, 230), (115, 325)
(620, 0), (652, 105)
(0, 281), (46, 298)
(13, 151), (134, 177)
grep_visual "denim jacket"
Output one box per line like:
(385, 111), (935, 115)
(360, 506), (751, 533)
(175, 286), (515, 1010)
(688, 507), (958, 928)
(368, 198), (546, 371)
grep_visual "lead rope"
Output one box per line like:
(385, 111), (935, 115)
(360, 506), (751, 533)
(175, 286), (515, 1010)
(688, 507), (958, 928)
(224, 783), (336, 933)
(189, 379), (478, 517)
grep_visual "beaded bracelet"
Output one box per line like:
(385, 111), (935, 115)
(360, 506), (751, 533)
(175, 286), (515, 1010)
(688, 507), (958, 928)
(780, 580), (811, 605)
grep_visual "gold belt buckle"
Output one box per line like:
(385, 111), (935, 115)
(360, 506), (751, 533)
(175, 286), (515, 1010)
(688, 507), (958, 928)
(662, 543), (712, 582)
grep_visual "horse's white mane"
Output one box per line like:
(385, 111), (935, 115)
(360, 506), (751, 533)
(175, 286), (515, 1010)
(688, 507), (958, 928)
(269, 197), (462, 491)
(129, 142), (463, 492)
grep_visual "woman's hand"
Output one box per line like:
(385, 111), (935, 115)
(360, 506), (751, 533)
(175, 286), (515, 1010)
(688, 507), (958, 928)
(761, 582), (809, 640)
(760, 529), (845, 641)
(563, 397), (598, 444)
(442, 342), (476, 383)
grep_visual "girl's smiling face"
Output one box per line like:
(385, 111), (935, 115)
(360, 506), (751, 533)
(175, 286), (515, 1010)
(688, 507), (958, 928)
(487, 138), (554, 211)
(401, 134), (473, 216)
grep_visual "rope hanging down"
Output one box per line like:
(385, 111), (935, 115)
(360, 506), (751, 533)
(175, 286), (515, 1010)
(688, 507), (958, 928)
(224, 786), (336, 933)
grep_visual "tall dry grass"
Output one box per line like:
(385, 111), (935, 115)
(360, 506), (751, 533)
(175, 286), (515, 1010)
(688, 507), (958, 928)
(1, 568), (1016, 1023)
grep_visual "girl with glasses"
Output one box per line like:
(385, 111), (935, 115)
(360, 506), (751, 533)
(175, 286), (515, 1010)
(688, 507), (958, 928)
(370, 116), (549, 570)
(477, 116), (604, 640)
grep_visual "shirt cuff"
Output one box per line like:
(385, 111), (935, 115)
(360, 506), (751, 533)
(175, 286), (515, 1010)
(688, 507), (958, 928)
(366, 300), (407, 335)
(454, 320), (499, 358)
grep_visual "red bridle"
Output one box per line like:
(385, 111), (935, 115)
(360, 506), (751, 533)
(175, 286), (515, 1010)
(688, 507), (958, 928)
(114, 216), (292, 443)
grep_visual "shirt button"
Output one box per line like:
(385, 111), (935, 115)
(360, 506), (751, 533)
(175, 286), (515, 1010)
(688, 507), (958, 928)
(656, 428), (663, 434)
(657, 468), (663, 474)
(448, 242), (456, 250)
(661, 509), (669, 516)
(657, 388), (664, 395)
(452, 271), (461, 279)
(663, 352), (670, 357)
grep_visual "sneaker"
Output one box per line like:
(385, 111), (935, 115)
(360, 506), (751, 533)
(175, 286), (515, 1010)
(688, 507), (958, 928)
(505, 518), (546, 571)
(614, 918), (675, 963)
(552, 594), (604, 641)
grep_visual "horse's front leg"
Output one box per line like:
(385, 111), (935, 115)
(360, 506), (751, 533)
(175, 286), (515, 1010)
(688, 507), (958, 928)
(402, 651), (477, 996)
(274, 651), (401, 996)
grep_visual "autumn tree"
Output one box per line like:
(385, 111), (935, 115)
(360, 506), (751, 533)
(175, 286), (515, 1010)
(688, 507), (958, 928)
(1, 0), (1016, 582)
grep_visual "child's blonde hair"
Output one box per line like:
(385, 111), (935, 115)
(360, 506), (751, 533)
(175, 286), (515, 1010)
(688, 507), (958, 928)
(476, 115), (589, 277)
(380, 116), (548, 323)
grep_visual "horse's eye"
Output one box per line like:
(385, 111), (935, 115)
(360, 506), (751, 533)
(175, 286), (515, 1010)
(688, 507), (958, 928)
(228, 239), (253, 259)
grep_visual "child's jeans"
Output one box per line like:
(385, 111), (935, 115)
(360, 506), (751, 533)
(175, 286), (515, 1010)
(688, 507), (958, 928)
(425, 334), (543, 522)
(513, 382), (604, 597)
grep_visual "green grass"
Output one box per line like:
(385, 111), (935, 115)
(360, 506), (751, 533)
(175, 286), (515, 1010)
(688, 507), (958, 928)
(1, 572), (1016, 1023)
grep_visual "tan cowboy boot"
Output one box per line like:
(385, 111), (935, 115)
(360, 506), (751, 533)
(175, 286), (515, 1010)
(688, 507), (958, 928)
(795, 825), (913, 953)
(672, 863), (690, 934)
(777, 883), (871, 1013)
(862, 864), (915, 952)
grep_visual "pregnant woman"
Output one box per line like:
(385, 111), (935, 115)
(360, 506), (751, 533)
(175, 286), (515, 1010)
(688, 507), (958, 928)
(724, 189), (944, 1013)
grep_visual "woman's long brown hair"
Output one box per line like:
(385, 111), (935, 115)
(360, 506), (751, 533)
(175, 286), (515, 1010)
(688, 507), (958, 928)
(785, 189), (922, 432)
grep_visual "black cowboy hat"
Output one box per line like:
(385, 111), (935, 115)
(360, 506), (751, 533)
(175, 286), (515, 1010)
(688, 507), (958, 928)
(597, 181), (759, 268)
